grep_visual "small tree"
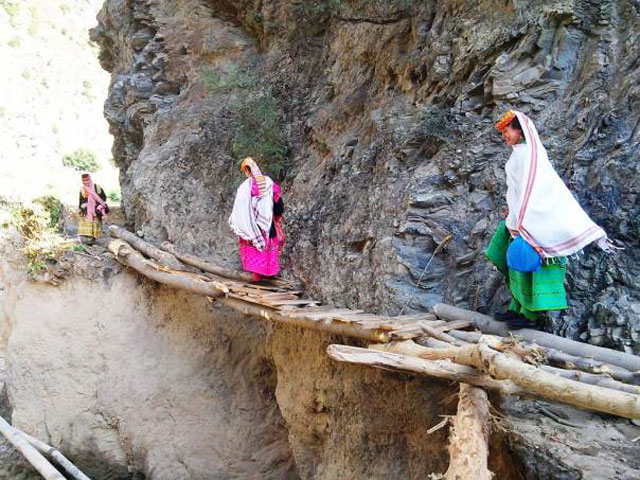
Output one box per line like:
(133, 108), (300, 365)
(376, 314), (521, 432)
(62, 149), (100, 172)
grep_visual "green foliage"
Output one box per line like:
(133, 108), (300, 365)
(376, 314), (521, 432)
(8, 199), (86, 279)
(7, 36), (20, 48)
(62, 149), (101, 172)
(318, 140), (330, 155)
(421, 107), (453, 145)
(231, 95), (290, 179)
(107, 189), (122, 203)
(34, 195), (63, 230)
(204, 65), (257, 94)
(202, 63), (289, 177)
(0, 0), (20, 27)
(26, 259), (47, 277)
(21, 69), (30, 80)
(10, 202), (63, 277)
(0, 106), (6, 117)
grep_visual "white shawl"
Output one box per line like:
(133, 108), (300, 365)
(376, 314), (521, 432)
(505, 111), (612, 258)
(229, 176), (274, 251)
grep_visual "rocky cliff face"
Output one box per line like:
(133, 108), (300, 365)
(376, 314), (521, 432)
(90, 0), (639, 353)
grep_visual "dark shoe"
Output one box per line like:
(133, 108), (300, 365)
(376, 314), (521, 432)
(494, 310), (521, 322)
(506, 315), (537, 330)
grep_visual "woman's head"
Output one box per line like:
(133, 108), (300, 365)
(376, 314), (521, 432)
(496, 110), (525, 146)
(81, 173), (91, 186)
(240, 157), (261, 178)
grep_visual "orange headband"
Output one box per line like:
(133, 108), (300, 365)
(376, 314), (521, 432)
(496, 110), (516, 132)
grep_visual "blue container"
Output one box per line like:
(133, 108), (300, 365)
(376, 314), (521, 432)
(507, 236), (542, 272)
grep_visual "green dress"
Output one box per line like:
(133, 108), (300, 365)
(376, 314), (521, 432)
(485, 221), (568, 320)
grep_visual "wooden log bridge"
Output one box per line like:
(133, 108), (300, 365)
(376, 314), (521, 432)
(107, 226), (640, 421)
(107, 226), (640, 478)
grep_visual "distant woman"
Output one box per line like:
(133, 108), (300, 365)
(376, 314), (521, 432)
(485, 110), (619, 329)
(78, 173), (109, 244)
(229, 157), (285, 283)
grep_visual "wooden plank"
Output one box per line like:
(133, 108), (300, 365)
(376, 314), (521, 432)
(221, 297), (390, 342)
(225, 293), (284, 310)
(267, 299), (322, 306)
(393, 320), (447, 330)
(393, 313), (438, 322)
(293, 309), (360, 320)
(333, 313), (381, 323)
(261, 291), (303, 299)
(234, 284), (288, 292)
(285, 305), (342, 314)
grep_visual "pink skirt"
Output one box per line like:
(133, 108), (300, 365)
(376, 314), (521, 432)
(239, 237), (280, 276)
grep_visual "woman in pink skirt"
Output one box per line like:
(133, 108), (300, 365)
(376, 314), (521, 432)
(229, 157), (285, 283)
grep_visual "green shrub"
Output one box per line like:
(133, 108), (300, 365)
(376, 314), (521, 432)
(7, 36), (20, 48)
(10, 200), (76, 279)
(62, 149), (101, 172)
(421, 107), (452, 145)
(34, 195), (63, 230)
(231, 95), (290, 179)
(204, 65), (256, 94)
(107, 190), (122, 203)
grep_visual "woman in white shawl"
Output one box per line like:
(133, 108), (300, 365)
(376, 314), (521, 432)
(485, 110), (619, 329)
(229, 157), (284, 283)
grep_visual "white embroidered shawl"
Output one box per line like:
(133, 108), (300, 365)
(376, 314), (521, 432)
(504, 111), (609, 258)
(229, 176), (274, 251)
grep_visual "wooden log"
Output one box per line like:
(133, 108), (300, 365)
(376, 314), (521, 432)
(376, 340), (640, 419)
(160, 242), (253, 282)
(0, 415), (66, 480)
(448, 330), (640, 386)
(17, 429), (91, 480)
(109, 240), (225, 299)
(444, 383), (492, 480)
(543, 347), (640, 386)
(109, 226), (196, 272)
(433, 304), (640, 372)
(419, 323), (465, 346)
(448, 330), (482, 343)
(221, 297), (390, 343)
(540, 365), (640, 395)
(327, 344), (523, 394)
(476, 342), (640, 420)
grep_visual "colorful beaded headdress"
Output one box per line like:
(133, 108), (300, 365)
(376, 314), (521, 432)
(496, 110), (516, 132)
